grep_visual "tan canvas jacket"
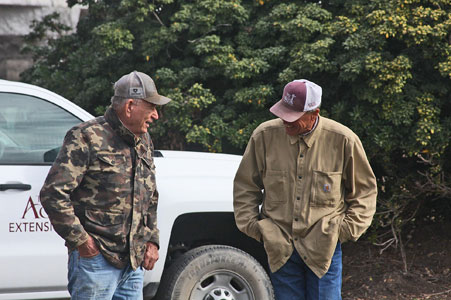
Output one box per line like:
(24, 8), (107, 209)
(233, 116), (377, 278)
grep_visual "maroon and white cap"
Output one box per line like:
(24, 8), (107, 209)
(270, 79), (322, 122)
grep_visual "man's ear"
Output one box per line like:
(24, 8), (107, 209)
(124, 99), (134, 117)
(310, 108), (320, 120)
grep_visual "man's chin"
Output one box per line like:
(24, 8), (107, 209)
(285, 129), (298, 136)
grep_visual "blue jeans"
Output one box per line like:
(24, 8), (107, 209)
(68, 250), (144, 300)
(270, 243), (342, 300)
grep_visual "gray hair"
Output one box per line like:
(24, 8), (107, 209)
(110, 96), (128, 110)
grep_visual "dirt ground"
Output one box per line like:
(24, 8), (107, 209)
(54, 222), (450, 300)
(341, 221), (451, 300)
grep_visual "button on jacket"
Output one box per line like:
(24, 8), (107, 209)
(233, 116), (377, 278)
(40, 106), (159, 270)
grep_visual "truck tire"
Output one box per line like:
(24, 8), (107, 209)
(155, 245), (274, 300)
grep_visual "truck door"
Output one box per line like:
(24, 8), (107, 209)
(0, 92), (83, 296)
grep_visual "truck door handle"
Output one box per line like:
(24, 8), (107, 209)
(0, 184), (32, 191)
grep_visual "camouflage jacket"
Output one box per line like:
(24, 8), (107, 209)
(40, 106), (159, 270)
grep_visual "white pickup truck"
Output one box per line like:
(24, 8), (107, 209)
(0, 80), (273, 300)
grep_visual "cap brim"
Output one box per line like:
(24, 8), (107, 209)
(269, 100), (305, 122)
(144, 94), (172, 105)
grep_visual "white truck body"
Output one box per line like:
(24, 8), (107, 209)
(0, 79), (272, 300)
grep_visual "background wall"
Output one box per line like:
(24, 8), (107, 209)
(0, 0), (82, 80)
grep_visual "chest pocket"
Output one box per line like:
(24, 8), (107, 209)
(137, 154), (156, 191)
(97, 153), (125, 169)
(263, 170), (288, 203)
(141, 155), (153, 169)
(89, 152), (128, 185)
(139, 154), (155, 176)
(311, 170), (342, 207)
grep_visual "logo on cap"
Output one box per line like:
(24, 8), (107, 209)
(130, 87), (144, 97)
(283, 93), (296, 106)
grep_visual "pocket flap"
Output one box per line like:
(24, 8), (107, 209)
(97, 153), (125, 166)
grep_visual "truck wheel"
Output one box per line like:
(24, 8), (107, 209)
(155, 245), (274, 300)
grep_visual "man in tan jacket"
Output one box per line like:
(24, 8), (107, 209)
(233, 79), (377, 300)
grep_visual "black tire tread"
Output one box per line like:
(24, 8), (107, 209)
(155, 245), (273, 300)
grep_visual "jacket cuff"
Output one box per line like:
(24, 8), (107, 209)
(148, 237), (160, 249)
(339, 221), (351, 243)
(68, 232), (89, 249)
(248, 221), (263, 243)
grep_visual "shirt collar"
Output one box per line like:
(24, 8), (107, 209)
(287, 115), (321, 145)
(289, 134), (298, 144)
(302, 116), (321, 148)
(302, 116), (319, 136)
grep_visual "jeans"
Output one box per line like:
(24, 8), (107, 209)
(68, 250), (144, 300)
(270, 243), (342, 300)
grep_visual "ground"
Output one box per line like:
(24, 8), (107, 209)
(341, 221), (451, 300)
(54, 222), (450, 300)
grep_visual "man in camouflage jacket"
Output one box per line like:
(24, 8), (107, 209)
(40, 71), (171, 299)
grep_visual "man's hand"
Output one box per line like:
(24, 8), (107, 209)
(142, 242), (159, 270)
(77, 235), (100, 258)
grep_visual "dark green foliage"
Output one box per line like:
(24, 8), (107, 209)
(22, 0), (451, 256)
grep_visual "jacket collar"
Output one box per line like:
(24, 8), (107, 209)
(104, 106), (141, 147)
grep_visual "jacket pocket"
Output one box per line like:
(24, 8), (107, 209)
(89, 152), (127, 180)
(257, 218), (292, 270)
(83, 209), (125, 243)
(141, 155), (153, 169)
(137, 155), (157, 204)
(263, 170), (288, 203)
(311, 170), (342, 207)
(89, 152), (127, 184)
(96, 153), (126, 170)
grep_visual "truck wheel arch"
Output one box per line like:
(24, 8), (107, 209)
(163, 212), (268, 271)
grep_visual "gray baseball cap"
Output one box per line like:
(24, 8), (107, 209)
(113, 71), (171, 105)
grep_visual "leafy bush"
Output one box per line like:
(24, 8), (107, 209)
(22, 0), (450, 270)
